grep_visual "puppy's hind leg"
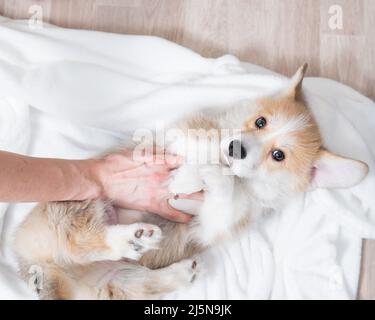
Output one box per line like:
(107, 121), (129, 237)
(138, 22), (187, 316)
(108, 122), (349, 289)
(104, 223), (162, 261)
(85, 258), (201, 299)
(15, 200), (162, 266)
(58, 201), (163, 263)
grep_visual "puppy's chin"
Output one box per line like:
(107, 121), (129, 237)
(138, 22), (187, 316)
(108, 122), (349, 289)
(230, 166), (244, 178)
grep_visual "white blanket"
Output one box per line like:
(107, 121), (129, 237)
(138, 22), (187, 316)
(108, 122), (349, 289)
(0, 16), (375, 300)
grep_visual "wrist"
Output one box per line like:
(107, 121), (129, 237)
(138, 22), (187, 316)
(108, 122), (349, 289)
(73, 159), (104, 200)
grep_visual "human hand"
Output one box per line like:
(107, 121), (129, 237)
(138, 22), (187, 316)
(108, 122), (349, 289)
(95, 151), (203, 223)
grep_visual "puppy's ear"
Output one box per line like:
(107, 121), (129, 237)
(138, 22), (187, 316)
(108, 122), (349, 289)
(310, 150), (369, 189)
(282, 63), (308, 100)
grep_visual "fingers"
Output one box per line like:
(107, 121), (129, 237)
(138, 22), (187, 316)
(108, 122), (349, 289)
(175, 191), (204, 201)
(110, 147), (184, 171)
(154, 204), (193, 223)
(145, 152), (183, 169)
(165, 210), (193, 223)
(163, 154), (184, 169)
(152, 191), (204, 223)
(134, 146), (183, 168)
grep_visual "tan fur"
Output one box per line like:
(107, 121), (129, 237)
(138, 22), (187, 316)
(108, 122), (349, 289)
(15, 201), (112, 266)
(14, 65), (367, 300)
(15, 200), (201, 299)
(285, 63), (308, 100)
(138, 215), (199, 269)
(249, 96), (322, 191)
(185, 115), (218, 131)
(242, 64), (322, 192)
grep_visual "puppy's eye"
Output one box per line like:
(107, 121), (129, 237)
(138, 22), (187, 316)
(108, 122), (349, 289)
(272, 149), (285, 162)
(255, 117), (267, 129)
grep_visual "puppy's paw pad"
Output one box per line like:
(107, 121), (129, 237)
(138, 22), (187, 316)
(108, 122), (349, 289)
(191, 260), (197, 269)
(134, 225), (158, 239)
(129, 223), (162, 255)
(134, 229), (143, 238)
(189, 260), (199, 282)
(174, 257), (201, 284)
(132, 223), (162, 240)
(107, 224), (162, 261)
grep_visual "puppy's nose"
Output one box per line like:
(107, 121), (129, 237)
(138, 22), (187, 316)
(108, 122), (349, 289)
(228, 140), (247, 159)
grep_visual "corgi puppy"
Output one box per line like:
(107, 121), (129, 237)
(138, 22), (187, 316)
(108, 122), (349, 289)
(13, 65), (369, 299)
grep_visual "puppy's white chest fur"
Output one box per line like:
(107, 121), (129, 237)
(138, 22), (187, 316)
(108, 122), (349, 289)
(165, 121), (253, 246)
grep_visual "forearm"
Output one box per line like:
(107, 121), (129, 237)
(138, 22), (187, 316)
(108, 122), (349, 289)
(0, 151), (102, 203)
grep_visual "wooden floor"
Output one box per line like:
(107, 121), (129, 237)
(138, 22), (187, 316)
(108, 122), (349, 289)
(0, 0), (374, 299)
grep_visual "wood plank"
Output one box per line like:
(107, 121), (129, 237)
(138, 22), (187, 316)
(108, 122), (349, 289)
(359, 240), (375, 299)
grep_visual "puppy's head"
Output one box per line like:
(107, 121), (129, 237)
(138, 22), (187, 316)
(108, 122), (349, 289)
(221, 64), (369, 204)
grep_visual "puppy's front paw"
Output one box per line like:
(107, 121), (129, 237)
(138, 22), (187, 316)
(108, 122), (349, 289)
(169, 165), (205, 195)
(106, 223), (162, 261)
(199, 165), (234, 197)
